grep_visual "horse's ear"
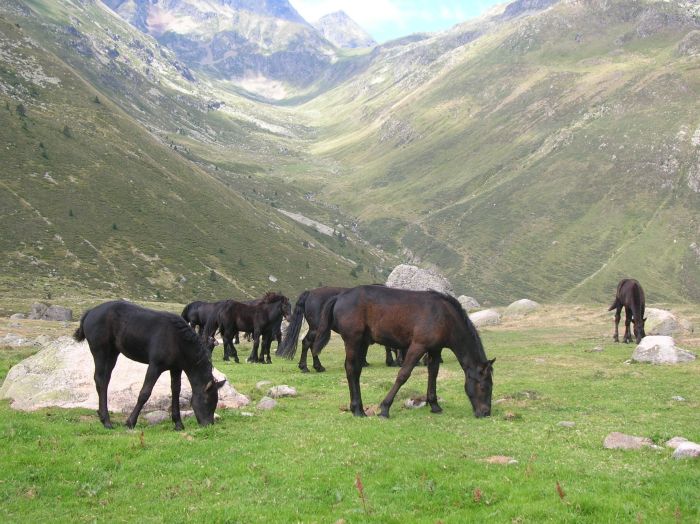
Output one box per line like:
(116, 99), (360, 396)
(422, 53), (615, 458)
(216, 379), (226, 390)
(205, 380), (214, 392)
(643, 317), (647, 321)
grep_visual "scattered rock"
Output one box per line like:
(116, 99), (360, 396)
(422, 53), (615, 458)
(665, 437), (688, 449)
(645, 308), (683, 336)
(9, 322), (21, 329)
(558, 421), (576, 428)
(240, 411), (254, 417)
(632, 336), (696, 364)
(255, 380), (272, 391)
(470, 309), (501, 327)
(586, 345), (604, 353)
(672, 442), (700, 459)
(363, 405), (379, 416)
(0, 334), (32, 347)
(677, 29), (700, 56)
(671, 395), (686, 402)
(504, 299), (540, 316)
(33, 335), (51, 347)
(603, 432), (653, 450)
(484, 455), (518, 465)
(144, 410), (170, 425)
(457, 295), (480, 311)
(10, 313), (25, 320)
(27, 302), (48, 320)
(385, 264), (455, 296)
(0, 337), (250, 413)
(404, 396), (427, 409)
(268, 385), (297, 398)
(257, 397), (277, 410)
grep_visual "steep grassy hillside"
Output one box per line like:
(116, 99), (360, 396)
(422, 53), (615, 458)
(299, 0), (700, 304)
(0, 4), (383, 303)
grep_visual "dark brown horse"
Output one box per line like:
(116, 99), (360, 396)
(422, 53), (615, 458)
(205, 292), (291, 364)
(74, 301), (225, 430)
(277, 287), (398, 372)
(311, 285), (494, 418)
(609, 278), (647, 344)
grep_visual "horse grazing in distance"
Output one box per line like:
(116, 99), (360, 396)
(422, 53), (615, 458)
(311, 285), (495, 418)
(181, 300), (227, 335)
(74, 301), (225, 430)
(277, 287), (397, 372)
(609, 278), (647, 344)
(206, 292), (291, 364)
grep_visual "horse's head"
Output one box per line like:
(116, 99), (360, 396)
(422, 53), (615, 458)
(633, 317), (647, 344)
(204, 335), (219, 353)
(281, 296), (292, 321)
(191, 377), (226, 426)
(465, 358), (495, 418)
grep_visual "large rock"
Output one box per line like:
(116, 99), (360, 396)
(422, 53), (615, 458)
(645, 308), (684, 336)
(458, 295), (480, 312)
(504, 299), (540, 316)
(672, 442), (700, 459)
(603, 432), (653, 450)
(0, 337), (249, 413)
(25, 302), (72, 321)
(385, 264), (455, 296)
(632, 336), (696, 364)
(471, 309), (501, 327)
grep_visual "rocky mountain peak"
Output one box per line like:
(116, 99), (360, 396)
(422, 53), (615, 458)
(313, 10), (377, 49)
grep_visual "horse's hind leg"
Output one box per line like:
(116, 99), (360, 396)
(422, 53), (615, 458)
(344, 340), (368, 416)
(170, 369), (184, 431)
(385, 346), (397, 367)
(426, 350), (443, 414)
(298, 331), (313, 372)
(247, 331), (261, 363)
(379, 344), (425, 418)
(613, 306), (622, 342)
(262, 333), (273, 364)
(623, 306), (633, 343)
(93, 348), (119, 429)
(125, 364), (163, 429)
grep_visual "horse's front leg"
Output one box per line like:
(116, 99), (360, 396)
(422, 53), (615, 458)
(623, 306), (633, 343)
(125, 364), (163, 429)
(226, 329), (240, 363)
(262, 333), (273, 364)
(247, 331), (261, 363)
(385, 347), (398, 367)
(426, 350), (443, 414)
(379, 344), (425, 418)
(345, 341), (368, 416)
(170, 369), (184, 430)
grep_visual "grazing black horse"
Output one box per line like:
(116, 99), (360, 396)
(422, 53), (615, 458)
(181, 300), (228, 335)
(277, 287), (400, 372)
(609, 278), (647, 344)
(73, 301), (225, 430)
(311, 285), (494, 418)
(205, 292), (291, 364)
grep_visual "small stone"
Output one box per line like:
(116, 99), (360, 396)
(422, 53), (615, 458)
(257, 397), (277, 410)
(665, 437), (689, 449)
(586, 346), (604, 353)
(144, 410), (169, 425)
(603, 431), (653, 450)
(672, 442), (700, 459)
(404, 397), (426, 409)
(484, 455), (516, 465)
(558, 421), (576, 427)
(10, 313), (25, 320)
(471, 309), (501, 327)
(671, 396), (686, 401)
(255, 380), (272, 390)
(268, 385), (297, 398)
(9, 322), (21, 329)
(240, 411), (254, 417)
(504, 299), (540, 316)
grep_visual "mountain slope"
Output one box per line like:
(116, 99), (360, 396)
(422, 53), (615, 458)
(297, 0), (700, 303)
(0, 1), (383, 302)
(102, 0), (338, 92)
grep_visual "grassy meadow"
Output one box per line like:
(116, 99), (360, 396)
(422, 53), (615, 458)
(1, 304), (698, 523)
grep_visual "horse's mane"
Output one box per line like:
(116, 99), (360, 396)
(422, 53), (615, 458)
(262, 292), (287, 304)
(429, 290), (487, 362)
(168, 315), (211, 364)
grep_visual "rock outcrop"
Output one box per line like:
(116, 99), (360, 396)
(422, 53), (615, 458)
(385, 264), (455, 296)
(632, 336), (696, 364)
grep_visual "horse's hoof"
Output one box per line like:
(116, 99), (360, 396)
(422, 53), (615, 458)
(353, 411), (367, 417)
(234, 358), (240, 364)
(430, 405), (443, 414)
(315, 366), (326, 373)
(125, 421), (136, 430)
(174, 422), (184, 431)
(299, 367), (310, 373)
(223, 358), (230, 362)
(103, 422), (114, 430)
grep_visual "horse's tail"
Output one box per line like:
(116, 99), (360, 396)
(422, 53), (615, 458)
(73, 310), (89, 342)
(312, 296), (337, 356)
(276, 290), (309, 358)
(607, 298), (620, 312)
(202, 311), (220, 341)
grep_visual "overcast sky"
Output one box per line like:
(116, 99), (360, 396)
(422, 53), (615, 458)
(291, 0), (506, 43)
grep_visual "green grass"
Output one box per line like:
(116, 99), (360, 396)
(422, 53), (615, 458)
(1, 310), (698, 522)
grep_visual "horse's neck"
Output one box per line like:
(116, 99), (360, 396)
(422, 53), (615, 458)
(183, 354), (211, 386)
(452, 331), (486, 368)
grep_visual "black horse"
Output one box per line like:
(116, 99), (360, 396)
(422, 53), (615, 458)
(277, 286), (399, 372)
(73, 301), (226, 430)
(311, 285), (494, 418)
(609, 278), (647, 344)
(182, 300), (228, 335)
(205, 292), (291, 364)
